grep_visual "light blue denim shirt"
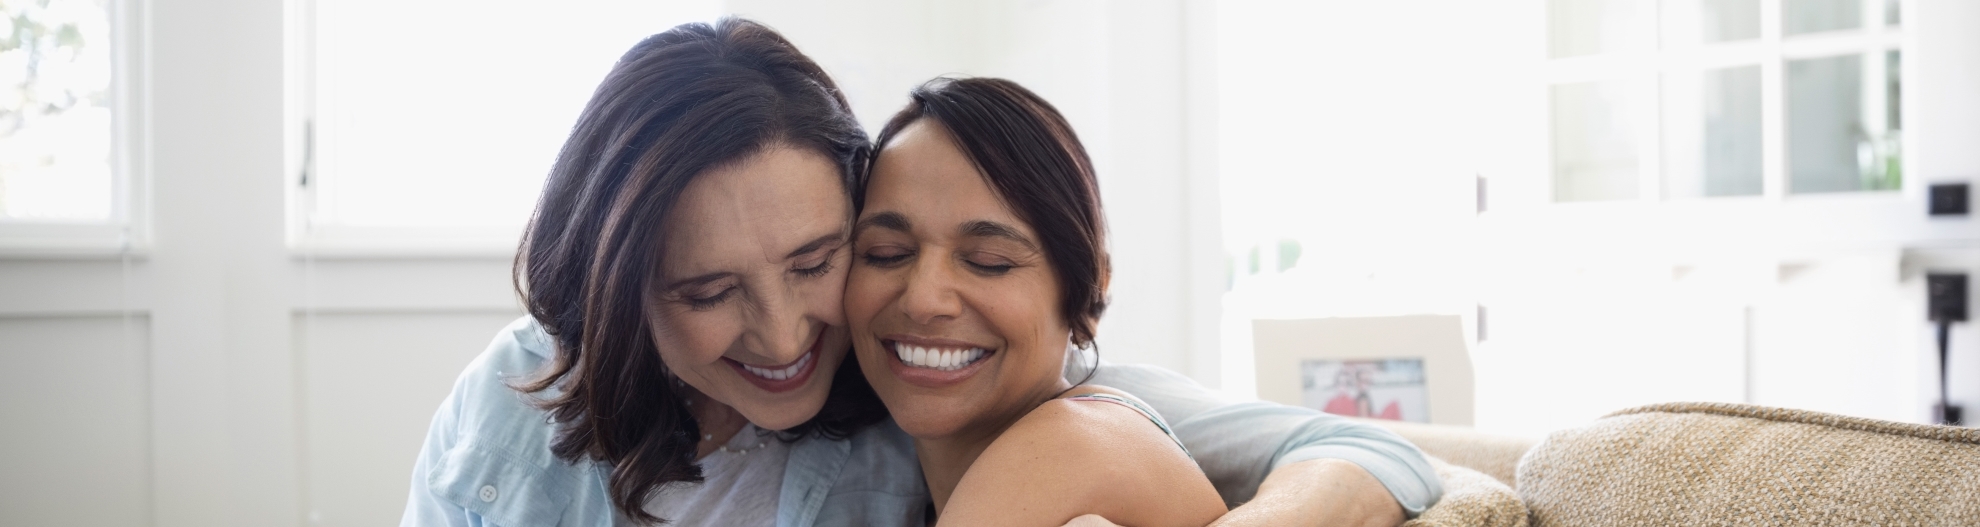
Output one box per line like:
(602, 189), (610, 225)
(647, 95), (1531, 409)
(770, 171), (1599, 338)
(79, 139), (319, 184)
(401, 317), (1440, 527)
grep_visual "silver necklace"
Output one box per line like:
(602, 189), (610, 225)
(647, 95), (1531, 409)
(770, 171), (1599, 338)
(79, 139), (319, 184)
(705, 427), (769, 456)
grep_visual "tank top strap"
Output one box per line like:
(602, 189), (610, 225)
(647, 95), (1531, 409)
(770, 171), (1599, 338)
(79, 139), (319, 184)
(1063, 393), (1191, 458)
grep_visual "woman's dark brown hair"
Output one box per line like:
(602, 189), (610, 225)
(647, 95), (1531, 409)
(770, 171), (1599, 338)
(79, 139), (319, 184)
(514, 18), (886, 525)
(867, 77), (1111, 346)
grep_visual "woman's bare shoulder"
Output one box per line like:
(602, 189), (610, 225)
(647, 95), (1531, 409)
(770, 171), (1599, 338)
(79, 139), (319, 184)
(935, 384), (1226, 527)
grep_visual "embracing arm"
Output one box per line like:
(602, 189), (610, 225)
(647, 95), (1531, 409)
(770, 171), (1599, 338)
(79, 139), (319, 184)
(937, 397), (1227, 527)
(1084, 361), (1440, 526)
(1208, 458), (1402, 527)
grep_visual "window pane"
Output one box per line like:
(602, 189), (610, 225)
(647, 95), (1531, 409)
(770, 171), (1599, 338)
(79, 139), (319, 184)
(1787, 54), (1883, 193)
(0, 0), (113, 222)
(1886, 50), (1901, 131)
(1702, 0), (1761, 43)
(312, 1), (716, 227)
(1553, 80), (1640, 202)
(1882, 50), (1902, 186)
(1884, 0), (1899, 26)
(1667, 66), (1762, 198)
(1549, 0), (1644, 58)
(1783, 0), (1861, 36)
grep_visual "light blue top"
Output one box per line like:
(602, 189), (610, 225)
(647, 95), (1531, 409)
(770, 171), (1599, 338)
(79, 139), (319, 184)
(401, 317), (1441, 527)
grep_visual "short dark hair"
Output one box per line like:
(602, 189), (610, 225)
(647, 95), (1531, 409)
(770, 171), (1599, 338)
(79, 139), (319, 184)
(514, 18), (884, 525)
(868, 77), (1111, 346)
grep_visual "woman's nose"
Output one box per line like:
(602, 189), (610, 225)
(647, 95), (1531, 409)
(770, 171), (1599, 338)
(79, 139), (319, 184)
(749, 287), (812, 362)
(899, 253), (962, 325)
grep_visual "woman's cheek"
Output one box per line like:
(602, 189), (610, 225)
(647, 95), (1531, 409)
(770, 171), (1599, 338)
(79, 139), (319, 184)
(809, 264), (853, 328)
(657, 309), (743, 365)
(843, 267), (889, 335)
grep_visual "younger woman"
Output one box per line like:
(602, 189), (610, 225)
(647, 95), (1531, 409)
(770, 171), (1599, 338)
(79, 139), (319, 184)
(846, 77), (1218, 525)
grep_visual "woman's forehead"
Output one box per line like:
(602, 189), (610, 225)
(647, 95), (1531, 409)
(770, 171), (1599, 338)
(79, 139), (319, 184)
(866, 122), (1035, 238)
(660, 147), (849, 273)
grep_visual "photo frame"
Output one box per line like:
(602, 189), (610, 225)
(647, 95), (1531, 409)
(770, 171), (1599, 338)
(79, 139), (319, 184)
(1253, 315), (1475, 426)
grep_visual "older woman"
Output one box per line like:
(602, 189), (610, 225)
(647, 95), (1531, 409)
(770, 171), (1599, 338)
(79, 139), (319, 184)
(402, 18), (1440, 527)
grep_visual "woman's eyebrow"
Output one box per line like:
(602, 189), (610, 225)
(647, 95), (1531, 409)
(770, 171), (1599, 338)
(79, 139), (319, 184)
(784, 231), (846, 259)
(853, 211), (912, 236)
(960, 220), (1037, 250)
(663, 271), (730, 292)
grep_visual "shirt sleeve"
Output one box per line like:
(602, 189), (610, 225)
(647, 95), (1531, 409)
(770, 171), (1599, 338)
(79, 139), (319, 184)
(401, 364), (491, 527)
(1081, 358), (1442, 517)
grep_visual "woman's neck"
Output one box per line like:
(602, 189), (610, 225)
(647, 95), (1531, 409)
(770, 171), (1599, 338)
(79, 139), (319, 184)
(684, 387), (748, 460)
(916, 377), (1074, 515)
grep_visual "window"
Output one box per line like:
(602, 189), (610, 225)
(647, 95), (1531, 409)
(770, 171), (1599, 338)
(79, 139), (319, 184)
(293, 0), (716, 251)
(0, 0), (139, 252)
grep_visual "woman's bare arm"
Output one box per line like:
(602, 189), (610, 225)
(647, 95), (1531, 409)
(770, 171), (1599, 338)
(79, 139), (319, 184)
(1061, 459), (1403, 527)
(1207, 458), (1404, 527)
(937, 394), (1227, 527)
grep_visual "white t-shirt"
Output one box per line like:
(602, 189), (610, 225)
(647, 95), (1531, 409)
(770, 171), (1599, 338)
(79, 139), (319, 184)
(640, 424), (792, 526)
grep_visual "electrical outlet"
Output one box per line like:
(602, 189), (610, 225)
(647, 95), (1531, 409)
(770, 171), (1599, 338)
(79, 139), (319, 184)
(1928, 272), (1969, 322)
(1929, 182), (1970, 216)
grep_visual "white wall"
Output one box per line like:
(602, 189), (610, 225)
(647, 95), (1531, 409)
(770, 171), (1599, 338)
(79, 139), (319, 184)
(1906, 0), (1980, 428)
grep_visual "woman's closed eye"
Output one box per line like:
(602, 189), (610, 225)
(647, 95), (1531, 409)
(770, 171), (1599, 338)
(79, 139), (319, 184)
(860, 245), (914, 267)
(793, 250), (837, 278)
(962, 253), (1016, 275)
(684, 286), (737, 310)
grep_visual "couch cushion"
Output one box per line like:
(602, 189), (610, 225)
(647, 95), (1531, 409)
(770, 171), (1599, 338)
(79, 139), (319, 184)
(1405, 456), (1528, 527)
(1517, 402), (1980, 526)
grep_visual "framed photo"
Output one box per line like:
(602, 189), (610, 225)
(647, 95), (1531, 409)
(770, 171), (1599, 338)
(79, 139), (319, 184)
(1301, 358), (1430, 423)
(1253, 315), (1475, 426)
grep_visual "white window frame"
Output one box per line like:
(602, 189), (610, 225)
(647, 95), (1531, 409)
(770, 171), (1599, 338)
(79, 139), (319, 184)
(0, 0), (151, 257)
(281, 0), (526, 259)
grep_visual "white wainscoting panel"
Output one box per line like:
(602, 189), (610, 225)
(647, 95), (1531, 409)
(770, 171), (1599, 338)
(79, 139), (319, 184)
(297, 311), (522, 527)
(0, 315), (152, 527)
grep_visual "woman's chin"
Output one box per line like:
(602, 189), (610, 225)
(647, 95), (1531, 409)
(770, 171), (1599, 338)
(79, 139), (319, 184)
(736, 395), (828, 431)
(885, 402), (981, 440)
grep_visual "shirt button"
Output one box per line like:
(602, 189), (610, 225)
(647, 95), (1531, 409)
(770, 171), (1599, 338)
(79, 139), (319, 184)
(478, 485), (498, 503)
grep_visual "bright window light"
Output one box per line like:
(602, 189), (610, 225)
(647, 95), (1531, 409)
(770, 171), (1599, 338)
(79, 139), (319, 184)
(0, 0), (114, 222)
(307, 1), (718, 228)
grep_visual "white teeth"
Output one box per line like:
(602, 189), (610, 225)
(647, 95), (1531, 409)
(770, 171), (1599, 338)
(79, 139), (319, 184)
(740, 351), (812, 381)
(895, 343), (988, 371)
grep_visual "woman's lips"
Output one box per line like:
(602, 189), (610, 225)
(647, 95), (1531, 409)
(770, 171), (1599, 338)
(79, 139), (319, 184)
(723, 332), (824, 393)
(883, 335), (996, 388)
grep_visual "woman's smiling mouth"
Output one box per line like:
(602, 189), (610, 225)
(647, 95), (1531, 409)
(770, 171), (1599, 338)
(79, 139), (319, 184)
(739, 351), (814, 380)
(894, 342), (990, 371)
(723, 331), (825, 393)
(883, 336), (998, 387)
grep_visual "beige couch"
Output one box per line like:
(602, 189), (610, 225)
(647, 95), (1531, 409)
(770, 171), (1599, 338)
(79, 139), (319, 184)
(1371, 402), (1980, 527)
